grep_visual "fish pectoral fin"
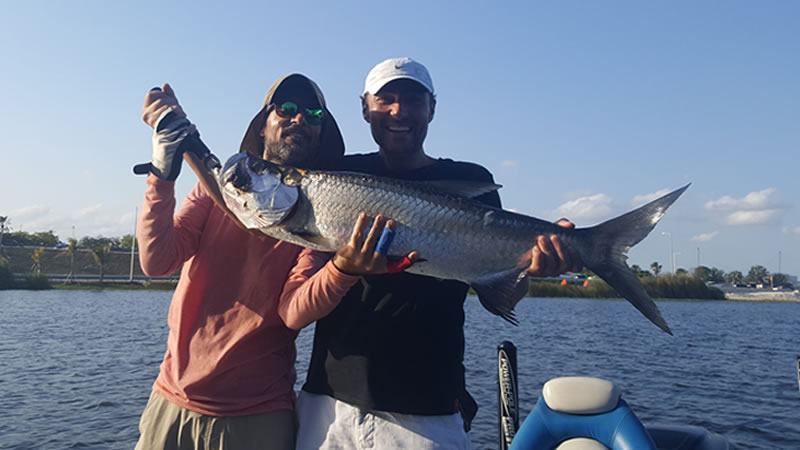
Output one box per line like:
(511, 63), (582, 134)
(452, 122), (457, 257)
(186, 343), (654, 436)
(470, 267), (529, 326)
(424, 180), (502, 199)
(258, 228), (337, 251)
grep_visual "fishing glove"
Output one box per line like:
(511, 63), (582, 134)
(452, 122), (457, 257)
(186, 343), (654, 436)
(150, 109), (197, 181)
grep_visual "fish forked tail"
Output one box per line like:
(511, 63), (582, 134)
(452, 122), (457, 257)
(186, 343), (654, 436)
(577, 184), (691, 335)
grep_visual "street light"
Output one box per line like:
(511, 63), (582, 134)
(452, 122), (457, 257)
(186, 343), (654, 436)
(661, 231), (674, 275)
(129, 207), (138, 282)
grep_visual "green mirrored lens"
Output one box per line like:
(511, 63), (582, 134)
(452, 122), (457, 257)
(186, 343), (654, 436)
(304, 108), (324, 125)
(277, 101), (299, 118)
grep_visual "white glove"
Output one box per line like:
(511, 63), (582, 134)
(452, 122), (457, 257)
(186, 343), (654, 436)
(150, 109), (196, 181)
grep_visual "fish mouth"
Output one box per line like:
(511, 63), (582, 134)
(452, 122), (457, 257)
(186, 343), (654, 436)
(219, 153), (278, 190)
(220, 153), (253, 191)
(218, 153), (300, 228)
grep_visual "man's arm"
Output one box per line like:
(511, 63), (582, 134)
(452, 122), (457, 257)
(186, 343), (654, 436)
(137, 84), (211, 277)
(278, 214), (419, 330)
(137, 179), (211, 277)
(278, 250), (359, 330)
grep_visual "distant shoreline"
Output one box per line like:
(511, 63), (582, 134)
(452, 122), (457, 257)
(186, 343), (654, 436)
(712, 284), (800, 302)
(722, 292), (800, 302)
(5, 276), (799, 303)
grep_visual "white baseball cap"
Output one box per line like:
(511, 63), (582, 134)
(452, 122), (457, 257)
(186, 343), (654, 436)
(363, 57), (435, 96)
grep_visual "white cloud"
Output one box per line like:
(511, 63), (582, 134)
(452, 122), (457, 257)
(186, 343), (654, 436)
(553, 193), (613, 222)
(792, 227), (800, 235)
(632, 189), (671, 207)
(691, 231), (719, 242)
(70, 204), (104, 220)
(10, 205), (50, 221)
(724, 209), (779, 225)
(705, 188), (775, 210)
(704, 188), (783, 227)
(120, 210), (138, 226)
(499, 160), (518, 168)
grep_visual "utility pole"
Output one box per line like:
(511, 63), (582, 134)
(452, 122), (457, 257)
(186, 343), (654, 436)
(129, 207), (137, 282)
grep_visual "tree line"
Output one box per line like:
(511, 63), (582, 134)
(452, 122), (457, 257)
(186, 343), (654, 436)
(0, 217), (793, 289)
(628, 262), (793, 289)
(0, 228), (135, 250)
(0, 218), (135, 284)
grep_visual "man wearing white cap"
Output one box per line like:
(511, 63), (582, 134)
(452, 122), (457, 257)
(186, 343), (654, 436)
(295, 57), (581, 448)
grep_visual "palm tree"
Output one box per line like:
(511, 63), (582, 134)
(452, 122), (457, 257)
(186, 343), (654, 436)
(0, 216), (7, 245)
(90, 243), (112, 282)
(31, 247), (45, 274)
(0, 216), (8, 263)
(650, 261), (662, 276)
(63, 238), (78, 283)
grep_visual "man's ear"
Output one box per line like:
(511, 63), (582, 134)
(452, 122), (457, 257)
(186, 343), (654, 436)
(260, 105), (274, 137)
(428, 96), (436, 123)
(361, 95), (370, 123)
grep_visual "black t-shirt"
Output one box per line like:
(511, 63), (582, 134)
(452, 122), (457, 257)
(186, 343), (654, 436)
(302, 152), (501, 415)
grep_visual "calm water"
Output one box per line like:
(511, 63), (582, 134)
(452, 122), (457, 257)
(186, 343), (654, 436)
(1, 290), (798, 449)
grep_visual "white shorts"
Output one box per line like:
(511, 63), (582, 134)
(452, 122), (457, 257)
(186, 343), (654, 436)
(295, 391), (471, 449)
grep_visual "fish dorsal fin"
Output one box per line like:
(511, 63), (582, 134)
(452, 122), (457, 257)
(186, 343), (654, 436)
(425, 180), (502, 199)
(470, 266), (530, 325)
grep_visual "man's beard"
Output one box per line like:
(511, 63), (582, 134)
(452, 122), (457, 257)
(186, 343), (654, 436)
(264, 139), (316, 166)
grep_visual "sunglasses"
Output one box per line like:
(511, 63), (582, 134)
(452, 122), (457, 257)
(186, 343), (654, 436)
(274, 101), (324, 125)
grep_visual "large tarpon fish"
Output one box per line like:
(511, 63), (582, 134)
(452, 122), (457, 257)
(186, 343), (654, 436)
(219, 152), (688, 334)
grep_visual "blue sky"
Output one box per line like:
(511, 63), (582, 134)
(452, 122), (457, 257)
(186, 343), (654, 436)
(1, 1), (798, 277)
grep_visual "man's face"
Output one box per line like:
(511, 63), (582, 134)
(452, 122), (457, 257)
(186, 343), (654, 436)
(362, 79), (435, 155)
(261, 96), (322, 166)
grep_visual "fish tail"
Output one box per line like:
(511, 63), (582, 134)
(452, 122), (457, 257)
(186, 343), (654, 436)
(577, 184), (690, 335)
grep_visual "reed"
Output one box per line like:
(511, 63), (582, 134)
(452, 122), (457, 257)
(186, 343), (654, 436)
(527, 274), (724, 300)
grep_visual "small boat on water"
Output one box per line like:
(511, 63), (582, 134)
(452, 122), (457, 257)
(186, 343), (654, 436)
(497, 341), (730, 450)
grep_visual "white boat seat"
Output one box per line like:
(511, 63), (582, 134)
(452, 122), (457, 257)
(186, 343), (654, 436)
(542, 377), (620, 415)
(556, 437), (610, 449)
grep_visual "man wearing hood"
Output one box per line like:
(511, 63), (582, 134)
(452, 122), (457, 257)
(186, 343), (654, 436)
(134, 74), (352, 449)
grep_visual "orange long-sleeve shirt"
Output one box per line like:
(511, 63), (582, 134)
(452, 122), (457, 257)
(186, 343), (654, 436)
(138, 175), (358, 416)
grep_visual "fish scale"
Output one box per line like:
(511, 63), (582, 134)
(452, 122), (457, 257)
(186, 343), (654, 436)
(301, 172), (537, 280)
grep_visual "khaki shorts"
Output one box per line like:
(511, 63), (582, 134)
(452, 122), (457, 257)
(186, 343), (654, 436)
(135, 391), (296, 450)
